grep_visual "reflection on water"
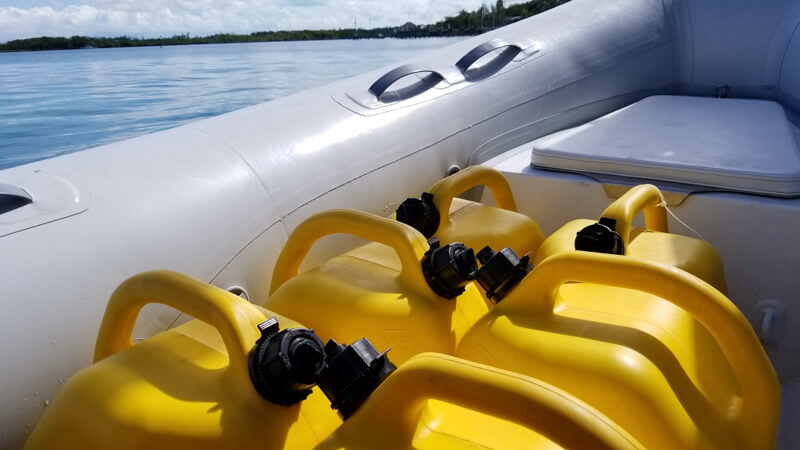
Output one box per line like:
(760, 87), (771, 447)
(0, 38), (461, 169)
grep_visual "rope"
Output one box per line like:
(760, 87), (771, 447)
(655, 191), (707, 242)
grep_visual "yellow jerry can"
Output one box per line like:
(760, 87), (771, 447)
(265, 209), (489, 365)
(457, 252), (779, 450)
(534, 184), (727, 292)
(396, 165), (545, 260)
(315, 352), (643, 450)
(25, 271), (342, 450)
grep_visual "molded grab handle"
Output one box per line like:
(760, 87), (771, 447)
(94, 271), (267, 383)
(600, 184), (668, 250)
(456, 39), (522, 79)
(427, 165), (517, 228)
(270, 209), (430, 295)
(0, 183), (33, 215)
(512, 252), (779, 450)
(368, 64), (444, 102)
(329, 353), (641, 449)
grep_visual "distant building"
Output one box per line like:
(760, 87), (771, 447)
(396, 22), (418, 32)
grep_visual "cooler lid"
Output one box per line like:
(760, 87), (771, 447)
(530, 95), (800, 197)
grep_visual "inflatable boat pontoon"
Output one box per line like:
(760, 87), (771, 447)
(1, 0), (799, 447)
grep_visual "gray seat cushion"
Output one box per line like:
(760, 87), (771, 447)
(531, 95), (800, 197)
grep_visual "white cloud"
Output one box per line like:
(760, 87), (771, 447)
(0, 0), (517, 42)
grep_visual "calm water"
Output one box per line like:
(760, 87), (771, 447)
(0, 38), (461, 170)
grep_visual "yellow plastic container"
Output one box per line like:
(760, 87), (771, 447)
(25, 271), (342, 450)
(457, 252), (779, 450)
(400, 165), (545, 259)
(316, 353), (643, 450)
(266, 209), (488, 365)
(534, 184), (727, 292)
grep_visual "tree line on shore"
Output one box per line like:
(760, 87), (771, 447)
(0, 0), (569, 52)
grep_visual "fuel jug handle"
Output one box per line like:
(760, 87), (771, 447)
(599, 184), (668, 251)
(270, 209), (430, 294)
(327, 353), (641, 449)
(94, 271), (267, 382)
(427, 165), (517, 228)
(512, 252), (779, 449)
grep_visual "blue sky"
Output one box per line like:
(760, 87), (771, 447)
(0, 0), (522, 42)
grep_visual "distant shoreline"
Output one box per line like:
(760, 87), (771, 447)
(0, 29), (483, 53)
(0, 0), (569, 52)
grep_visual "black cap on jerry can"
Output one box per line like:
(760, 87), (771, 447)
(317, 338), (396, 419)
(395, 192), (440, 238)
(574, 217), (625, 255)
(248, 317), (327, 406)
(421, 237), (479, 299)
(475, 246), (533, 303)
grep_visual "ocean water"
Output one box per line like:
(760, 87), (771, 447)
(0, 38), (461, 170)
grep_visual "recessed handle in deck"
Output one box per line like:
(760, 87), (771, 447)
(456, 39), (523, 80)
(0, 183), (33, 214)
(368, 64), (445, 103)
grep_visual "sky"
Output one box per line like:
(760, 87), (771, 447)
(0, 0), (523, 43)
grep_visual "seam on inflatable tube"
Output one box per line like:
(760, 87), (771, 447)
(202, 131), (462, 292)
(467, 91), (655, 165)
(186, 125), (278, 203)
(778, 20), (800, 93)
(208, 219), (287, 287)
